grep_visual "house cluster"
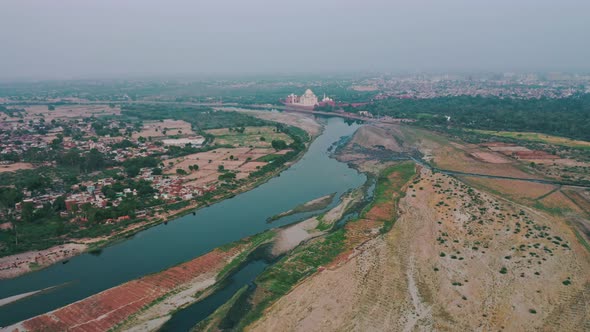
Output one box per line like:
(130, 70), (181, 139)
(140, 168), (216, 202)
(366, 73), (590, 100)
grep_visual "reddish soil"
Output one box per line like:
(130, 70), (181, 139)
(15, 248), (239, 332)
(513, 150), (559, 160)
(469, 152), (510, 164)
(479, 142), (516, 147)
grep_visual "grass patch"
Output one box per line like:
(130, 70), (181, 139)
(216, 231), (275, 280)
(255, 154), (283, 162)
(191, 285), (249, 332)
(206, 126), (293, 148)
(237, 228), (347, 329)
(467, 129), (590, 149)
(359, 162), (416, 235)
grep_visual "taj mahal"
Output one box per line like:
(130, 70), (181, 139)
(285, 89), (333, 107)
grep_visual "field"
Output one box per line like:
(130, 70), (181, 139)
(404, 127), (542, 179)
(163, 147), (288, 187)
(23, 105), (121, 121)
(470, 129), (590, 149)
(218, 108), (323, 137)
(132, 119), (196, 139)
(205, 126), (292, 148)
(0, 162), (34, 173)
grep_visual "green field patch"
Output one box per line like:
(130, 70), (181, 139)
(255, 154), (283, 162)
(206, 126), (293, 148)
(468, 129), (590, 149)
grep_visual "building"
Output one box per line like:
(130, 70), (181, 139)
(285, 89), (319, 107)
(299, 89), (318, 106)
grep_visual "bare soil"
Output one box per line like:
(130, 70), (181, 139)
(0, 243), (87, 279)
(250, 169), (590, 332)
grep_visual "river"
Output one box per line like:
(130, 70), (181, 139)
(0, 117), (366, 327)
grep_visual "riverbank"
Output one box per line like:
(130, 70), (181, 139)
(0, 244), (87, 279)
(0, 111), (322, 280)
(7, 231), (274, 332)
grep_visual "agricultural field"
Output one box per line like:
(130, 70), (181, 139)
(163, 147), (289, 187)
(131, 119), (196, 139)
(469, 129), (590, 149)
(0, 162), (34, 173)
(205, 126), (292, 148)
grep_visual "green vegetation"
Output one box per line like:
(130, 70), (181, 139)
(467, 129), (590, 149)
(266, 193), (335, 223)
(271, 139), (287, 150)
(191, 285), (249, 332)
(255, 154), (282, 162)
(237, 229), (347, 329)
(366, 95), (590, 141)
(206, 126), (292, 148)
(216, 231), (275, 280)
(360, 162), (416, 233)
(122, 104), (269, 131)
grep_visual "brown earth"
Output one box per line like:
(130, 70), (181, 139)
(21, 105), (121, 122)
(461, 177), (557, 202)
(470, 151), (511, 164)
(249, 169), (590, 332)
(132, 119), (195, 139)
(164, 147), (287, 187)
(0, 244), (87, 279)
(0, 163), (34, 173)
(350, 125), (402, 152)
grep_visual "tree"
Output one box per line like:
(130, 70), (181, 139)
(176, 168), (187, 175)
(271, 139), (288, 150)
(48, 105), (55, 111)
(218, 165), (225, 172)
(21, 201), (34, 222)
(152, 167), (163, 175)
(218, 172), (236, 181)
(0, 187), (22, 211)
(53, 195), (66, 212)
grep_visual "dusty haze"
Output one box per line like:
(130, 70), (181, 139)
(0, 0), (589, 80)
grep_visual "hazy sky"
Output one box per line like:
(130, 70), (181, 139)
(1, 0), (589, 80)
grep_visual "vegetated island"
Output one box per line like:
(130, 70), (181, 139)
(266, 192), (336, 223)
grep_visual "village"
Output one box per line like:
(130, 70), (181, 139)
(0, 104), (296, 233)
